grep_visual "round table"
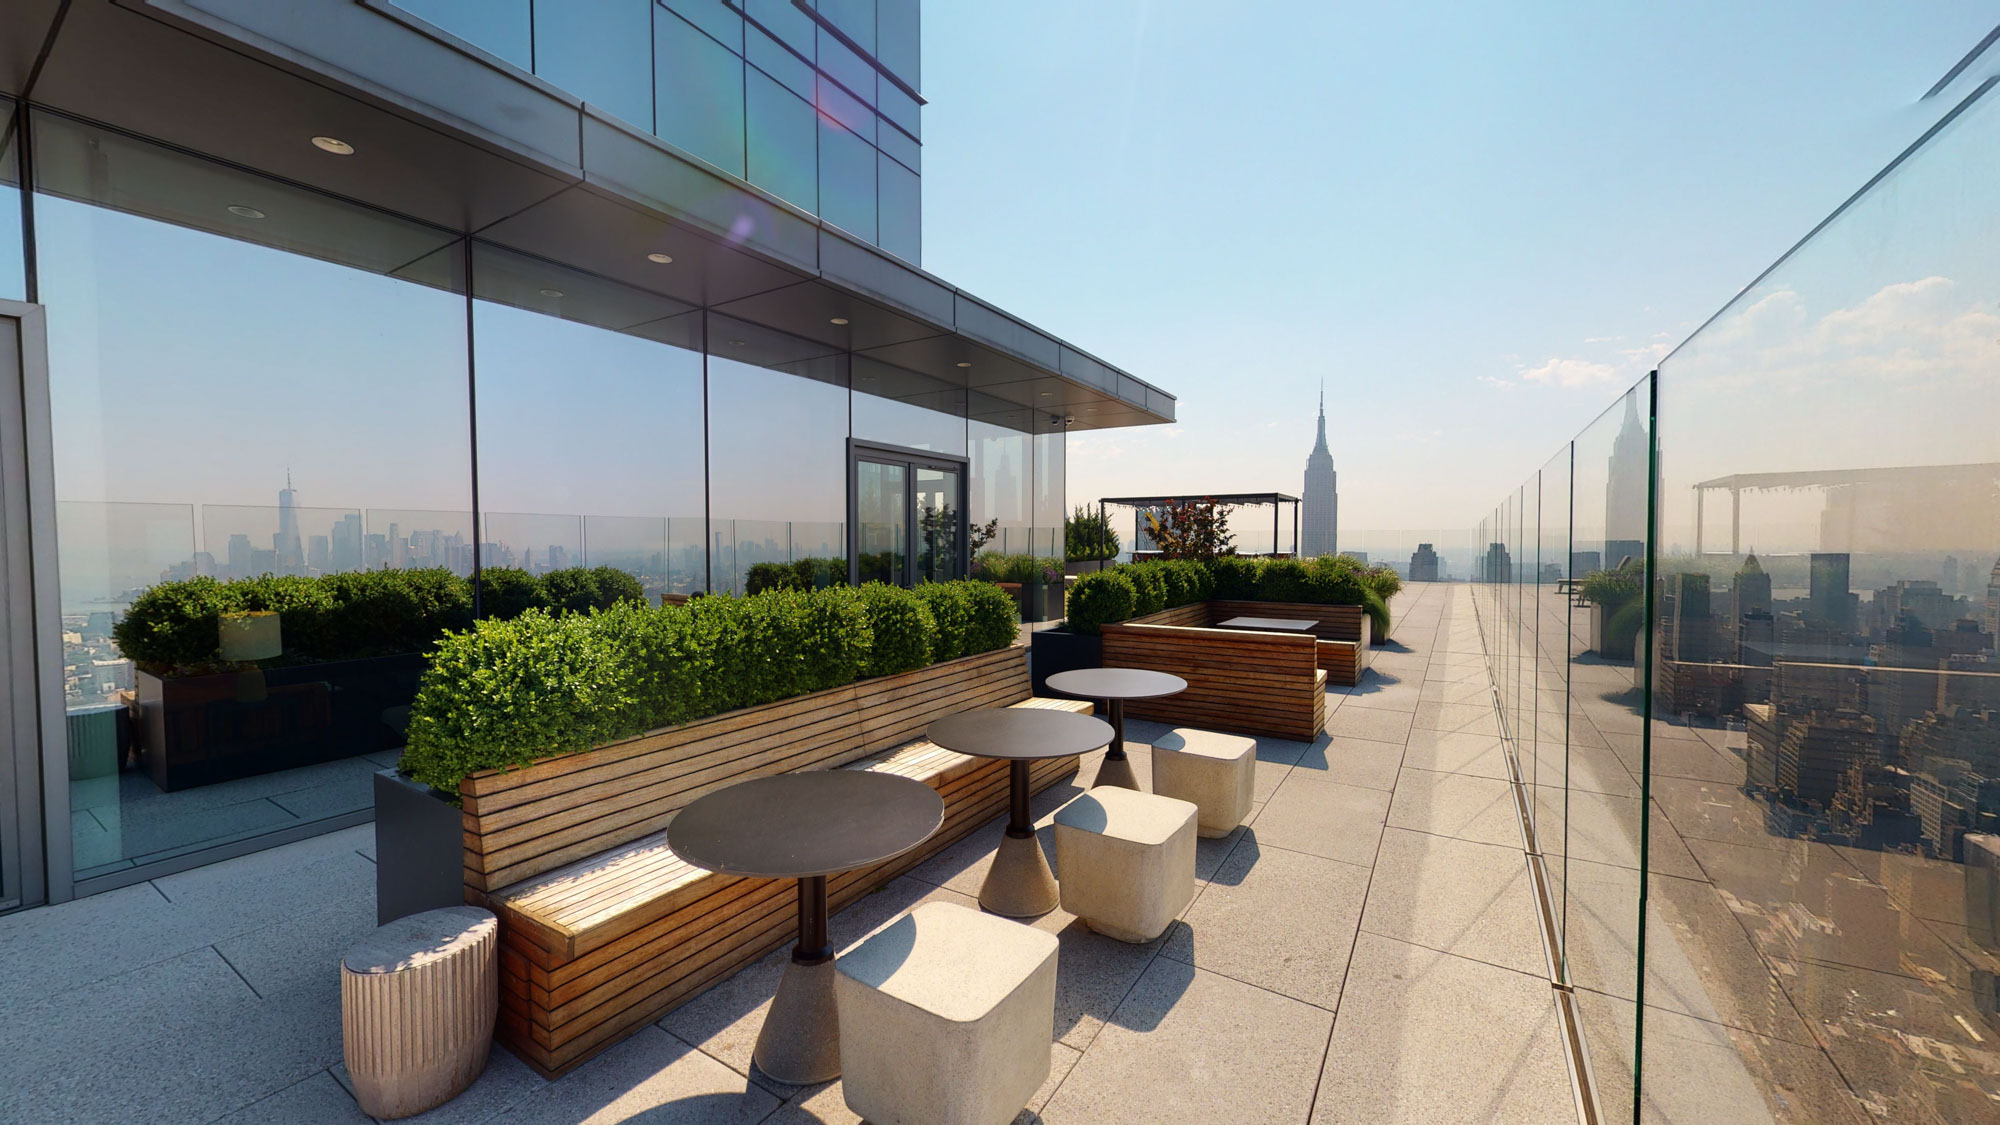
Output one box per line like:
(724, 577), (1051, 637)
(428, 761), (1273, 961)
(1044, 668), (1189, 791)
(927, 709), (1114, 917)
(668, 771), (944, 1085)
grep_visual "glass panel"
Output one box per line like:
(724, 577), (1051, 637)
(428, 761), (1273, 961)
(818, 0), (875, 52)
(395, 0), (532, 69)
(655, 6), (747, 177)
(748, 25), (814, 99)
(817, 116), (876, 242)
(816, 26), (876, 107)
(1032, 429), (1065, 561)
(705, 314), (846, 595)
(877, 151), (920, 264)
(747, 0), (815, 56)
(857, 460), (906, 586)
(663, 0), (742, 52)
(0, 103), (21, 301)
(532, 0), (654, 130)
(852, 357), (963, 454)
(815, 73), (875, 143)
(915, 465), (960, 583)
(1643, 82), (2000, 1122)
(470, 244), (706, 598)
(875, 0), (920, 89)
(1537, 444), (1573, 974)
(746, 68), (817, 211)
(34, 115), (471, 881)
(969, 411), (1032, 558)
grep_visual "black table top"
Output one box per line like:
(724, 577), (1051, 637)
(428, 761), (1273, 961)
(927, 708), (1114, 761)
(1045, 668), (1190, 701)
(1217, 615), (1319, 632)
(667, 772), (944, 879)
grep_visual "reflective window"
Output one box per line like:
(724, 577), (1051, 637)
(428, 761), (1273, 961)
(0, 104), (21, 301)
(746, 68), (818, 211)
(663, 0), (742, 53)
(33, 114), (470, 882)
(655, 6), (747, 177)
(876, 0), (919, 88)
(817, 116), (876, 242)
(705, 314), (847, 593)
(856, 459), (906, 585)
(877, 152), (921, 263)
(746, 0), (815, 56)
(1033, 429), (1066, 559)
(851, 357), (964, 455)
(533, 0), (654, 130)
(470, 245), (706, 597)
(816, 26), (875, 106)
(395, 0), (532, 69)
(748, 24), (814, 99)
(817, 0), (875, 52)
(970, 412), (1034, 555)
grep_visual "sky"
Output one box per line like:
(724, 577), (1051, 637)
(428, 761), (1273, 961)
(916, 2), (2000, 531)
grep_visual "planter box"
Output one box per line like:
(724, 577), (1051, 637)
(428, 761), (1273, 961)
(373, 769), (464, 925)
(1101, 613), (1327, 741)
(136, 653), (425, 792)
(1031, 627), (1102, 697)
(1208, 599), (1373, 686)
(1590, 600), (1640, 662)
(1021, 580), (1064, 624)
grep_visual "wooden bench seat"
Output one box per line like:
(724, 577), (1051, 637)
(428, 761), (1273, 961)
(481, 683), (1089, 1077)
(1101, 612), (1329, 742)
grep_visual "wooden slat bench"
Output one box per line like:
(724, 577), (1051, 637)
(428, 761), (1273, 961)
(459, 644), (1085, 1077)
(1100, 611), (1328, 742)
(1210, 599), (1373, 685)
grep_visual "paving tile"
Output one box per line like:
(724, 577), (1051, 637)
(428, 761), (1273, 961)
(1339, 682), (1421, 712)
(1041, 959), (1333, 1125)
(1386, 768), (1521, 848)
(1411, 701), (1502, 736)
(1399, 729), (1511, 779)
(1294, 735), (1403, 791)
(1311, 934), (1571, 1125)
(1558, 789), (1706, 879)
(210, 1069), (372, 1125)
(1026, 906), (1174, 1051)
(485, 1027), (777, 1124)
(1417, 678), (1495, 705)
(1359, 828), (1543, 977)
(336, 1047), (547, 1125)
(1163, 839), (1369, 1009)
(1324, 705), (1415, 746)
(215, 899), (378, 1001)
(153, 824), (377, 932)
(0, 879), (221, 1007)
(765, 1042), (1080, 1124)
(1251, 773), (1391, 867)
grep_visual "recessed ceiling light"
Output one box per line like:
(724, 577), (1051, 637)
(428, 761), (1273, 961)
(956, 361), (972, 368)
(310, 136), (355, 155)
(1039, 391), (1052, 397)
(647, 252), (674, 264)
(539, 288), (564, 298)
(226, 205), (266, 220)
(829, 317), (849, 325)
(729, 339), (747, 347)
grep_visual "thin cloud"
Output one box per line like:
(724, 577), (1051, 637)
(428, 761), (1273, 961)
(1519, 357), (1618, 387)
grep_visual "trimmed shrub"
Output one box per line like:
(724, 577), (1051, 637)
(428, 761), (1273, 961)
(477, 567), (546, 620)
(1066, 569), (1137, 634)
(856, 583), (934, 675)
(1256, 558), (1311, 603)
(539, 566), (645, 614)
(401, 608), (640, 793)
(113, 576), (242, 669)
(1304, 557), (1369, 606)
(1208, 555), (1261, 600)
(1177, 558), (1216, 602)
(1363, 564), (1404, 603)
(318, 568), (474, 657)
(960, 579), (1022, 654)
(916, 581), (975, 661)
(1124, 562), (1166, 617)
(747, 557), (849, 594)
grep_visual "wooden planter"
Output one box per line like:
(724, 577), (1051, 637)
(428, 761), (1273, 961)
(1589, 600), (1640, 662)
(136, 653), (424, 791)
(1101, 605), (1328, 741)
(442, 643), (1080, 1076)
(1209, 599), (1373, 685)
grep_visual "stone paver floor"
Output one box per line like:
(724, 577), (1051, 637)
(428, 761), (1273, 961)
(0, 585), (1577, 1124)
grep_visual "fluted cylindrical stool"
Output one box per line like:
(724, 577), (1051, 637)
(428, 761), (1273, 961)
(341, 905), (498, 1119)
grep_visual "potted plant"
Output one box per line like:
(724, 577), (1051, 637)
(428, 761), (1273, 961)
(1030, 567), (1135, 694)
(1063, 505), (1121, 576)
(1581, 561), (1645, 661)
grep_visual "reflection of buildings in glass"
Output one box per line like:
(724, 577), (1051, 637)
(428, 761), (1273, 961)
(1603, 390), (1647, 568)
(1808, 552), (1857, 633)
(1482, 542), (1512, 584)
(275, 472), (303, 570)
(1988, 555), (2000, 638)
(1409, 542), (1440, 582)
(1300, 388), (1337, 558)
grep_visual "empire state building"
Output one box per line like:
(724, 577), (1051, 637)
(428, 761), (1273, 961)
(1301, 388), (1338, 557)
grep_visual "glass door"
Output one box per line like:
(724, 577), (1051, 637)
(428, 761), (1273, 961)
(850, 444), (967, 586)
(0, 302), (52, 911)
(915, 465), (962, 583)
(856, 459), (908, 585)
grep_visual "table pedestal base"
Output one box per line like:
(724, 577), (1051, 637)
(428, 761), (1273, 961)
(753, 957), (841, 1085)
(979, 831), (1059, 917)
(1093, 752), (1141, 791)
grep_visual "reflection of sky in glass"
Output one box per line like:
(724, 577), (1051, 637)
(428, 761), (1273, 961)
(0, 185), (22, 301)
(706, 354), (845, 524)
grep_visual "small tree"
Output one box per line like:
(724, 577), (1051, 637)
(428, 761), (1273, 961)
(1145, 498), (1236, 562)
(1065, 505), (1121, 562)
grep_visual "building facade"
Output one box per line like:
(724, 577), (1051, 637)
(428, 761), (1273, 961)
(0, 0), (1174, 909)
(1300, 388), (1337, 556)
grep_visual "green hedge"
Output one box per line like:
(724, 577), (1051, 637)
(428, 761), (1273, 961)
(113, 565), (644, 674)
(401, 579), (1019, 793)
(1061, 555), (1396, 636)
(744, 557), (847, 595)
(970, 552), (1061, 585)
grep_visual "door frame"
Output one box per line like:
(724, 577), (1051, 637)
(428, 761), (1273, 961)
(0, 299), (61, 911)
(846, 439), (969, 588)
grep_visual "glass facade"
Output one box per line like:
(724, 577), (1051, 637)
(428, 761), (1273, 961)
(19, 110), (1059, 894)
(1475, 79), (2000, 1122)
(393, 0), (923, 263)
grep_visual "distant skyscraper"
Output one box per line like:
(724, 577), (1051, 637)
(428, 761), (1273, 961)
(1604, 390), (1647, 569)
(1734, 553), (1772, 620)
(274, 470), (303, 570)
(1409, 543), (1440, 582)
(1985, 556), (2000, 638)
(1808, 552), (1856, 632)
(1300, 386), (1337, 557)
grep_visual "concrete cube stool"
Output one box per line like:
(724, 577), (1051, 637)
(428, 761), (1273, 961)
(834, 902), (1058, 1125)
(1150, 728), (1256, 838)
(1053, 787), (1198, 942)
(342, 906), (498, 1120)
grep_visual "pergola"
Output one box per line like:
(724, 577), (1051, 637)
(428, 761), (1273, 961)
(1094, 492), (1302, 563)
(1691, 462), (2000, 554)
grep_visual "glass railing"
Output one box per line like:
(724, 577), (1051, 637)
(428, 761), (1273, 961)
(1474, 77), (2000, 1122)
